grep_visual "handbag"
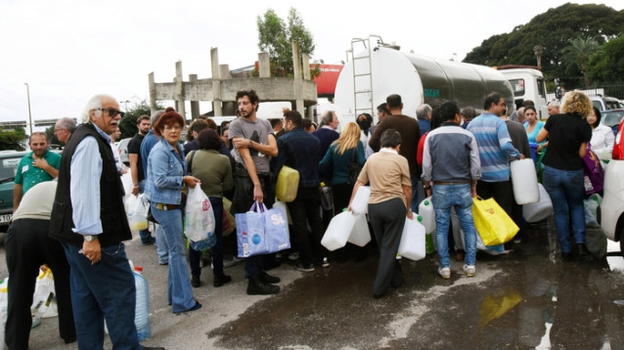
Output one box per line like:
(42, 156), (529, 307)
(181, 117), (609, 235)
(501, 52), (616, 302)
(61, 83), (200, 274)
(472, 196), (519, 246)
(320, 183), (334, 211)
(583, 144), (604, 195)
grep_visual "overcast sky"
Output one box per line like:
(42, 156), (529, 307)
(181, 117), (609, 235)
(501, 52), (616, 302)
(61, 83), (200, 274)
(1, 0), (622, 125)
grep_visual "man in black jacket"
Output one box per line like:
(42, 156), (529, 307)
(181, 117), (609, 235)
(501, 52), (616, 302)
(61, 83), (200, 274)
(49, 94), (163, 350)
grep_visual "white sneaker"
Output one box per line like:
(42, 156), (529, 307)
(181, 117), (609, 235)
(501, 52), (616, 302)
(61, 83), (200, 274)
(438, 267), (451, 279)
(463, 264), (476, 277)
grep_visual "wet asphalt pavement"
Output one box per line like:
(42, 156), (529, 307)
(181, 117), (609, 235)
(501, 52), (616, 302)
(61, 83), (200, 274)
(2, 221), (624, 349)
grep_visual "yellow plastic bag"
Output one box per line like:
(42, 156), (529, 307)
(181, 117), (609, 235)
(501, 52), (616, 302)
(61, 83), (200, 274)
(472, 196), (519, 246)
(276, 166), (300, 203)
(479, 289), (522, 327)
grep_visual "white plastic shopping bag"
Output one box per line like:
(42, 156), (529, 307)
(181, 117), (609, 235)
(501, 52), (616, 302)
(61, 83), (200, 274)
(0, 277), (7, 348)
(127, 194), (149, 231)
(31, 267), (58, 320)
(184, 187), (215, 242)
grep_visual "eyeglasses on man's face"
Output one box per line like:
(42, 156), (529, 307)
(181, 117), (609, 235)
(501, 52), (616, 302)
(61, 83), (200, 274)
(96, 107), (125, 118)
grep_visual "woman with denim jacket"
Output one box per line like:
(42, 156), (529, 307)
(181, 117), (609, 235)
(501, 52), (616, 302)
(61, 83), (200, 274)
(536, 91), (593, 261)
(145, 108), (202, 313)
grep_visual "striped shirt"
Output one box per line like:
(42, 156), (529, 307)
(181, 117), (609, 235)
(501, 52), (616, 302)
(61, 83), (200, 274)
(466, 113), (520, 182)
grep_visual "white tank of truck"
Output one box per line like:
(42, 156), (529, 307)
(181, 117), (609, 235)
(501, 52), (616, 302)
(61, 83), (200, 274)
(334, 39), (514, 123)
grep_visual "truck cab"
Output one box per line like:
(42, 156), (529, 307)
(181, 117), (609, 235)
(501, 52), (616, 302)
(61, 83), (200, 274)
(497, 67), (548, 119)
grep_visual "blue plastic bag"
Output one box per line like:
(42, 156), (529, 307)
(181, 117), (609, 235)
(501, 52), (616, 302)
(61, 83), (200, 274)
(264, 204), (291, 253)
(236, 202), (269, 258)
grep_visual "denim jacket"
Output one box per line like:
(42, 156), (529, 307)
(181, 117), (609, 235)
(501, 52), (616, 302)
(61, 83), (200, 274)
(145, 138), (185, 204)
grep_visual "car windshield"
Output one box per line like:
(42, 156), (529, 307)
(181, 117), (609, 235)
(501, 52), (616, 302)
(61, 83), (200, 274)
(605, 100), (621, 110)
(0, 156), (22, 180)
(603, 111), (624, 128)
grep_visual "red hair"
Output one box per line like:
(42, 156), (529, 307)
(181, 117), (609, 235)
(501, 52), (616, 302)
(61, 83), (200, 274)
(153, 107), (185, 136)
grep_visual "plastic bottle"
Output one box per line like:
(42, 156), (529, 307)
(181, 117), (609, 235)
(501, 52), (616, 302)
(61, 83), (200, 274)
(133, 266), (151, 341)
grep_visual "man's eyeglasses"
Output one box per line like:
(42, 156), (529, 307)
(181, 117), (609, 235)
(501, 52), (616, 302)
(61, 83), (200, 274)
(97, 107), (125, 118)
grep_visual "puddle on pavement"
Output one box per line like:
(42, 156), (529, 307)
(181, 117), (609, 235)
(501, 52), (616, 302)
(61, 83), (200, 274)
(209, 227), (624, 349)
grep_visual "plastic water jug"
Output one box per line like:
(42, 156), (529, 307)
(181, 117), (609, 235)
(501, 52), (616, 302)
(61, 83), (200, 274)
(133, 266), (151, 342)
(510, 159), (539, 205)
(522, 184), (553, 223)
(348, 214), (371, 247)
(276, 166), (300, 202)
(321, 211), (357, 251)
(398, 217), (426, 261)
(418, 197), (436, 234)
(351, 186), (370, 215)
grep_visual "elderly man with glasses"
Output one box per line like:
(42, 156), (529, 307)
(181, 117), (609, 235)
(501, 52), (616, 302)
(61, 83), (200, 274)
(49, 95), (164, 350)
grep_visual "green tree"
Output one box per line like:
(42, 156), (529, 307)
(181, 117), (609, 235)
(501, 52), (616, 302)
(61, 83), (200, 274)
(119, 100), (154, 139)
(257, 8), (316, 77)
(561, 37), (600, 87)
(587, 35), (624, 84)
(463, 3), (624, 88)
(0, 127), (26, 151)
(44, 125), (61, 146)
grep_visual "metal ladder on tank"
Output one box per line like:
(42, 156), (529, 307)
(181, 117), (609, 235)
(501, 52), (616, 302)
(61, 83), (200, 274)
(349, 36), (383, 117)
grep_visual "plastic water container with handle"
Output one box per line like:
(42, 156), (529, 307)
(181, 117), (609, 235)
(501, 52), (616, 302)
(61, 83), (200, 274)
(418, 197), (436, 234)
(133, 266), (151, 342)
(510, 159), (539, 205)
(321, 211), (357, 251)
(276, 166), (300, 202)
(351, 186), (371, 215)
(522, 183), (553, 223)
(347, 214), (371, 247)
(398, 217), (426, 261)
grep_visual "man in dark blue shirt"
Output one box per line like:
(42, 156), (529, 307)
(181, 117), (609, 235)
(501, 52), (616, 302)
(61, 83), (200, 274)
(416, 103), (432, 134)
(274, 111), (325, 272)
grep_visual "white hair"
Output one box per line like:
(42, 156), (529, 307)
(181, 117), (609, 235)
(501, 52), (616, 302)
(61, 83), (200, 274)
(416, 104), (432, 120)
(547, 99), (560, 107)
(82, 94), (116, 123)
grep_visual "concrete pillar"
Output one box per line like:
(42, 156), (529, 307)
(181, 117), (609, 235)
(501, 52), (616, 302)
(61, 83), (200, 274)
(148, 72), (157, 112)
(302, 54), (311, 80)
(211, 47), (223, 116)
(219, 64), (231, 79)
(292, 42), (304, 112)
(189, 74), (200, 119)
(259, 52), (271, 78)
(175, 61), (186, 118)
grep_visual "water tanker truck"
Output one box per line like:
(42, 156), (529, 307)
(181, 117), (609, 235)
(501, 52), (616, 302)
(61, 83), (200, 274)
(333, 37), (515, 123)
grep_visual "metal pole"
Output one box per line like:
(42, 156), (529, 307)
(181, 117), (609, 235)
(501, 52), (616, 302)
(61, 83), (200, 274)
(24, 83), (33, 135)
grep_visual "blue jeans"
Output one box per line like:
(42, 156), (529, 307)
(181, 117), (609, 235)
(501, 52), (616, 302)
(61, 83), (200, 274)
(155, 224), (169, 264)
(150, 204), (196, 312)
(62, 242), (140, 350)
(432, 184), (477, 267)
(542, 166), (585, 254)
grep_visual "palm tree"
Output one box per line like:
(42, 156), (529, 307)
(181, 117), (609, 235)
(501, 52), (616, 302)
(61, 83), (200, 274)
(561, 37), (600, 87)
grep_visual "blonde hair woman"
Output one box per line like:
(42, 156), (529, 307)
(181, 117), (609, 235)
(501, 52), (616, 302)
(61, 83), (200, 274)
(536, 91), (593, 261)
(319, 122), (366, 212)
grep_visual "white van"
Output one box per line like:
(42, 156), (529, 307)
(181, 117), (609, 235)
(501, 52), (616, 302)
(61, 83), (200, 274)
(498, 68), (548, 119)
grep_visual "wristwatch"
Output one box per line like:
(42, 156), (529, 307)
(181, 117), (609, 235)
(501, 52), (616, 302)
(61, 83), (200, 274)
(84, 235), (97, 242)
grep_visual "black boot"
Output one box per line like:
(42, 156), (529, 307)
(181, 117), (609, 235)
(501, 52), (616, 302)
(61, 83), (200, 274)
(213, 274), (232, 287)
(247, 276), (280, 295)
(259, 271), (281, 284)
(575, 243), (593, 262)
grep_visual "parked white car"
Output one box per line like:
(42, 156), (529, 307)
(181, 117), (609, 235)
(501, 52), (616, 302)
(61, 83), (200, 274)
(600, 120), (624, 252)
